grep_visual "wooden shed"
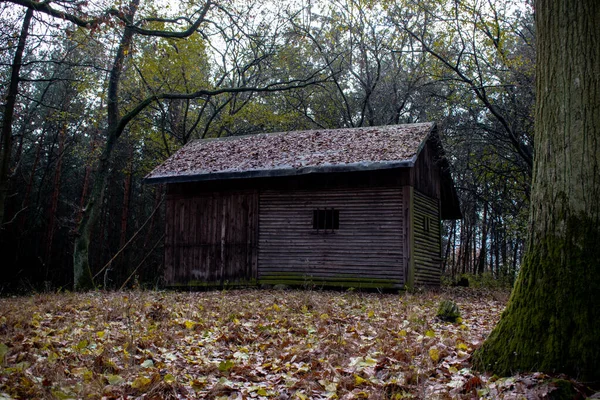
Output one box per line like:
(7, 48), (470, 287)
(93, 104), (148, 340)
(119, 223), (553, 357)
(146, 123), (461, 289)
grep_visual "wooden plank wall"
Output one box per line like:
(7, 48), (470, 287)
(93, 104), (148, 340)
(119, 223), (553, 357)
(412, 190), (442, 286)
(412, 138), (443, 200)
(258, 187), (405, 287)
(164, 191), (258, 286)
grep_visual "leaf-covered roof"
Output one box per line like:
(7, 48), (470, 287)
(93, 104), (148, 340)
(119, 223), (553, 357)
(145, 123), (435, 183)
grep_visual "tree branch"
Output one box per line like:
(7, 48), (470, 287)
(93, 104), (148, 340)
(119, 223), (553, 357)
(7, 0), (212, 39)
(6, 0), (103, 27)
(116, 74), (329, 139)
(129, 1), (212, 37)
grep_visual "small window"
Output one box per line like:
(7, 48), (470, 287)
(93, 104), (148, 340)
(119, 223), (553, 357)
(423, 215), (431, 232)
(313, 208), (339, 230)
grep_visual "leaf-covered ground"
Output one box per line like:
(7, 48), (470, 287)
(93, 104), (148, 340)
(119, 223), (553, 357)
(0, 288), (589, 399)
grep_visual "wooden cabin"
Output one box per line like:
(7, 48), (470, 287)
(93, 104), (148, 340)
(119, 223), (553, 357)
(145, 123), (461, 289)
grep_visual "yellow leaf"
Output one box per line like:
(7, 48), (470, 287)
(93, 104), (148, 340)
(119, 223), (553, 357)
(51, 388), (72, 400)
(367, 310), (375, 318)
(320, 313), (329, 320)
(425, 329), (436, 338)
(131, 375), (152, 391)
(429, 347), (440, 363)
(359, 356), (378, 367)
(398, 330), (407, 337)
(257, 388), (267, 396)
(184, 320), (195, 330)
(75, 339), (88, 350)
(164, 374), (175, 383)
(191, 378), (206, 391)
(71, 367), (89, 376)
(457, 342), (468, 351)
(47, 352), (59, 363)
(354, 374), (367, 385)
(296, 392), (308, 400)
(272, 304), (281, 312)
(83, 370), (93, 382)
(106, 374), (124, 385)
(96, 331), (105, 338)
(218, 359), (235, 372)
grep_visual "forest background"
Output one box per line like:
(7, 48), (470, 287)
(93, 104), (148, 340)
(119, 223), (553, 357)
(0, 0), (534, 291)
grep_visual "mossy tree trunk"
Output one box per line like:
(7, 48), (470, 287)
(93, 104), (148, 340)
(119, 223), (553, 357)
(473, 0), (600, 381)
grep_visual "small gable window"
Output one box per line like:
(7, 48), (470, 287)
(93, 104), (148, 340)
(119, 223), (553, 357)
(313, 209), (339, 231)
(423, 215), (431, 232)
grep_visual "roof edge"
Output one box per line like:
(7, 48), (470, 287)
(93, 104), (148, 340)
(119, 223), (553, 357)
(144, 160), (415, 185)
(409, 122), (437, 165)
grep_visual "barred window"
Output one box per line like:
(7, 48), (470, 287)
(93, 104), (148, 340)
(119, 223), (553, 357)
(313, 209), (339, 230)
(423, 215), (431, 232)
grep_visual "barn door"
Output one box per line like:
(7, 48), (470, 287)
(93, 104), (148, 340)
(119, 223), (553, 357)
(164, 190), (258, 286)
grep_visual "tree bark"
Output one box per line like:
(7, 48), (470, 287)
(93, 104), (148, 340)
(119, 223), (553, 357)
(473, 0), (600, 381)
(119, 145), (133, 249)
(0, 8), (32, 226)
(476, 202), (488, 274)
(72, 0), (140, 290)
(45, 126), (66, 264)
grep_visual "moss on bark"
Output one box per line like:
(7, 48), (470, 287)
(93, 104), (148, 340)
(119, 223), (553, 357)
(473, 215), (600, 381)
(73, 234), (94, 290)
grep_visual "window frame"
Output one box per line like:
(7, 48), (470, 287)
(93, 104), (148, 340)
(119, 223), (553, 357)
(312, 208), (340, 233)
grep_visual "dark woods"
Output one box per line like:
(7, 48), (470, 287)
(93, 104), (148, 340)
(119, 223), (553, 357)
(0, 0), (532, 291)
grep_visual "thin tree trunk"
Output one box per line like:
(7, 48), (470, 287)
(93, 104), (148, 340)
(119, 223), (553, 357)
(0, 8), (33, 226)
(477, 202), (488, 274)
(511, 239), (519, 280)
(119, 146), (133, 249)
(72, 0), (140, 289)
(142, 186), (162, 249)
(21, 130), (45, 220)
(45, 126), (66, 264)
(451, 221), (457, 278)
(496, 225), (510, 274)
(77, 164), (92, 226)
(442, 220), (454, 274)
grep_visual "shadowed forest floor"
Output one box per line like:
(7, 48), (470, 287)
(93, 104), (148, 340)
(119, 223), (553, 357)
(0, 288), (592, 399)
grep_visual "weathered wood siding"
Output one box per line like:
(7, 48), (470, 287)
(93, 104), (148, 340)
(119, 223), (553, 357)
(412, 138), (443, 200)
(258, 187), (405, 288)
(412, 190), (442, 286)
(164, 190), (258, 286)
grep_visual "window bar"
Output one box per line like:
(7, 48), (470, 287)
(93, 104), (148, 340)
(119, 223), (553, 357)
(316, 208), (320, 233)
(329, 207), (334, 233)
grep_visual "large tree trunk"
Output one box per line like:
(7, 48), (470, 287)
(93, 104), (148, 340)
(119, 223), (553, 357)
(473, 0), (600, 381)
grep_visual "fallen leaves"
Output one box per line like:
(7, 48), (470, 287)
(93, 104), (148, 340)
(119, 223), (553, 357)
(0, 288), (587, 399)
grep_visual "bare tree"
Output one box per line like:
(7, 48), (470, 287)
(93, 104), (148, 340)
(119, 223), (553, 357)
(6, 0), (328, 288)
